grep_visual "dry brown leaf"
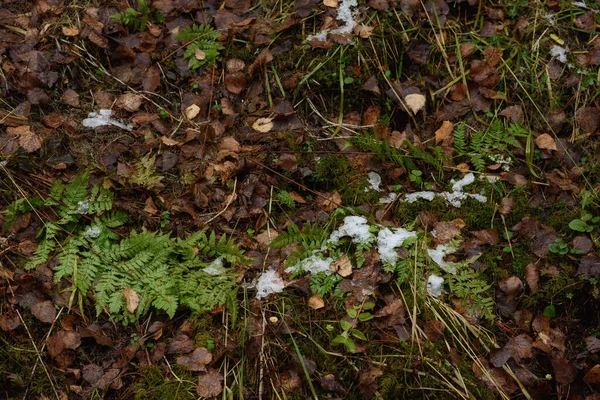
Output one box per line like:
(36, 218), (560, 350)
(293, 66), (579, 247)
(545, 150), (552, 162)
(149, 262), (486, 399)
(525, 264), (539, 294)
(116, 93), (143, 112)
(255, 230), (278, 247)
(584, 364), (600, 384)
(324, 0), (338, 6)
(196, 369), (223, 398)
(354, 24), (374, 38)
(61, 89), (80, 107)
(552, 358), (577, 384)
(404, 93), (426, 114)
(321, 191), (341, 211)
(7, 125), (42, 153)
(160, 136), (181, 146)
(31, 300), (57, 323)
(252, 117), (274, 132)
(330, 254), (353, 277)
(498, 197), (514, 214)
(62, 26), (80, 36)
(122, 288), (139, 314)
(535, 133), (558, 151)
(177, 348), (212, 372)
(308, 295), (325, 310)
(185, 104), (201, 120)
(194, 48), (206, 60)
(144, 197), (158, 215)
(435, 120), (453, 145)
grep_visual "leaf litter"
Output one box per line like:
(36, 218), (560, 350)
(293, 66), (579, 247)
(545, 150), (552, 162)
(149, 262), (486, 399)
(1, 0), (600, 398)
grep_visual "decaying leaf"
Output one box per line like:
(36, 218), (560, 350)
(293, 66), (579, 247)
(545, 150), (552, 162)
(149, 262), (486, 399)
(122, 288), (140, 314)
(330, 254), (353, 277)
(185, 104), (201, 120)
(308, 295), (325, 310)
(434, 120), (453, 145)
(196, 369), (223, 398)
(252, 117), (274, 132)
(31, 300), (57, 323)
(7, 125), (43, 153)
(176, 348), (212, 371)
(535, 133), (558, 151)
(404, 93), (426, 114)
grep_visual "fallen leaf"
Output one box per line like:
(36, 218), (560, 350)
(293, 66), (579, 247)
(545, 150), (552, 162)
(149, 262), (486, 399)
(330, 254), (353, 277)
(320, 191), (341, 211)
(177, 348), (212, 371)
(167, 333), (195, 355)
(308, 295), (325, 310)
(7, 125), (43, 153)
(586, 336), (600, 353)
(252, 117), (274, 132)
(495, 276), (523, 317)
(194, 48), (206, 60)
(46, 330), (82, 358)
(525, 264), (539, 294)
(31, 300), (57, 323)
(575, 107), (600, 134)
(61, 89), (80, 107)
(116, 93), (143, 112)
(185, 104), (201, 120)
(354, 24), (374, 38)
(434, 120), (453, 145)
(122, 288), (139, 314)
(0, 312), (20, 331)
(324, 0), (338, 6)
(225, 71), (247, 94)
(584, 365), (600, 384)
(404, 93), (426, 114)
(535, 133), (558, 151)
(196, 369), (223, 398)
(62, 26), (80, 36)
(359, 367), (383, 399)
(551, 357), (577, 384)
(498, 197), (514, 214)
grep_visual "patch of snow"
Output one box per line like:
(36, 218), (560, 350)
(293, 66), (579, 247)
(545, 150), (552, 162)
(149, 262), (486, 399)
(367, 172), (382, 192)
(377, 227), (417, 264)
(403, 173), (487, 207)
(0, 160), (7, 167)
(405, 191), (436, 203)
(203, 257), (227, 276)
(84, 225), (102, 238)
(427, 244), (458, 274)
(77, 200), (90, 214)
(255, 269), (286, 299)
(543, 13), (555, 25)
(329, 216), (373, 244)
(379, 192), (397, 204)
(82, 109), (133, 131)
(285, 254), (334, 275)
(427, 274), (444, 297)
(307, 0), (358, 41)
(550, 45), (568, 63)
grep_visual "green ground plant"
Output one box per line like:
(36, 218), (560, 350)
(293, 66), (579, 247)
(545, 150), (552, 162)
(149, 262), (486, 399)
(5, 171), (250, 324)
(110, 0), (164, 32)
(175, 24), (223, 70)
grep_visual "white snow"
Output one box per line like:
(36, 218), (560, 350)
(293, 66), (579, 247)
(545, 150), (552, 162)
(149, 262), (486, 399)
(203, 257), (227, 276)
(427, 274), (444, 297)
(82, 109), (133, 131)
(307, 0), (358, 41)
(77, 200), (90, 214)
(403, 173), (487, 207)
(427, 244), (458, 274)
(550, 45), (568, 63)
(379, 192), (397, 204)
(329, 216), (373, 244)
(377, 227), (417, 264)
(285, 254), (334, 275)
(84, 225), (102, 238)
(255, 269), (286, 299)
(367, 172), (382, 191)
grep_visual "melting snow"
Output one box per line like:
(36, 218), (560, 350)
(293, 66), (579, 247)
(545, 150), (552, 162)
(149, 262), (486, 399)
(377, 227), (417, 264)
(203, 257), (227, 276)
(550, 45), (568, 63)
(82, 109), (133, 131)
(285, 254), (334, 275)
(367, 172), (382, 191)
(255, 269), (285, 299)
(84, 226), (102, 239)
(307, 0), (358, 41)
(329, 216), (373, 244)
(427, 274), (444, 297)
(379, 192), (397, 204)
(427, 244), (459, 274)
(403, 173), (487, 207)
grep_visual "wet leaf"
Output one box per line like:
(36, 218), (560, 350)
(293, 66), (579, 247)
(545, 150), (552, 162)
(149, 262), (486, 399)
(7, 125), (43, 153)
(495, 276), (523, 316)
(176, 347), (212, 372)
(551, 357), (577, 384)
(197, 369), (223, 397)
(584, 364), (600, 384)
(31, 300), (56, 323)
(576, 107), (600, 134)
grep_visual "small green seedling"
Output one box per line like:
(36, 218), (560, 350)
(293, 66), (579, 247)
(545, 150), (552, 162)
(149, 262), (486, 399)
(331, 302), (374, 353)
(569, 213), (599, 233)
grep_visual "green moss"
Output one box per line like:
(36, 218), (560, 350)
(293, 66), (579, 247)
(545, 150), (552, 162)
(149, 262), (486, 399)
(130, 365), (196, 400)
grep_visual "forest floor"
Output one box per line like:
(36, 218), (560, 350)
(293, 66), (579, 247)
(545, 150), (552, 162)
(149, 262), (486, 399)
(1, 0), (600, 399)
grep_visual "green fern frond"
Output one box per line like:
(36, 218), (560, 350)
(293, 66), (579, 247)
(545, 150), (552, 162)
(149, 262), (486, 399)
(175, 24), (224, 70)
